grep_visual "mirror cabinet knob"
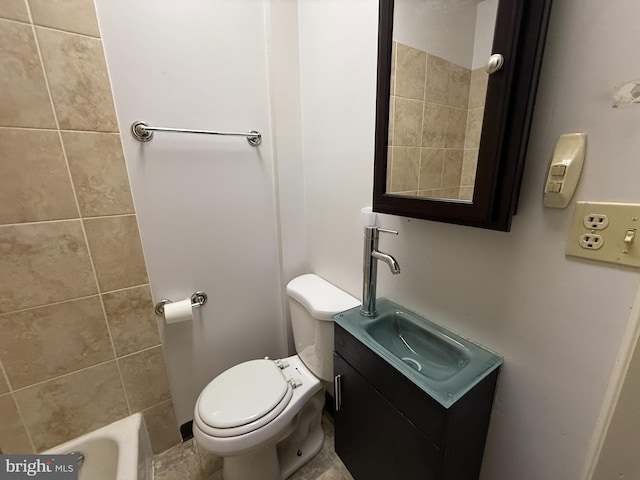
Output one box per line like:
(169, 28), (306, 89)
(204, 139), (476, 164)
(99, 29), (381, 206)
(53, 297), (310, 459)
(485, 54), (504, 74)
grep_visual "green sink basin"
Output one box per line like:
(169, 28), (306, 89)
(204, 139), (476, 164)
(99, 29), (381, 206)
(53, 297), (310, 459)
(365, 311), (470, 381)
(334, 298), (502, 407)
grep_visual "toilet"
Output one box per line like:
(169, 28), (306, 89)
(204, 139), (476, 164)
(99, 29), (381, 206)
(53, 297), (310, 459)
(193, 274), (359, 480)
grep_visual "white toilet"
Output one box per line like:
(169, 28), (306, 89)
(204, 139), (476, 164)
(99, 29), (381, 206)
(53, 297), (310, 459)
(193, 274), (359, 480)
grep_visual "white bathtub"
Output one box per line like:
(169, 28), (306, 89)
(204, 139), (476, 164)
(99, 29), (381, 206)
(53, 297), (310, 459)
(44, 413), (153, 480)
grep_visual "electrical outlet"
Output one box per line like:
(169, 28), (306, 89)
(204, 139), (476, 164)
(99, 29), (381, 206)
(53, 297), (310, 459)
(566, 202), (640, 268)
(578, 233), (604, 249)
(583, 214), (609, 230)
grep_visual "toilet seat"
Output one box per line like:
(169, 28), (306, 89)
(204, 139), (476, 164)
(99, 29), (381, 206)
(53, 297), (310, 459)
(196, 359), (293, 438)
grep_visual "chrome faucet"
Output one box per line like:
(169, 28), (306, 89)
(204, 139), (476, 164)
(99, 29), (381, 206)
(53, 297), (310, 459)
(361, 226), (400, 316)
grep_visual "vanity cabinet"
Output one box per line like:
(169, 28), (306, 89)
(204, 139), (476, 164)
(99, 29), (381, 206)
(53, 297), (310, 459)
(334, 323), (499, 480)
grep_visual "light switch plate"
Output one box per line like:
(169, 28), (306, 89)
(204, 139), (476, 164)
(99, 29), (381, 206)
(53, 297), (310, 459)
(566, 202), (640, 268)
(543, 133), (587, 208)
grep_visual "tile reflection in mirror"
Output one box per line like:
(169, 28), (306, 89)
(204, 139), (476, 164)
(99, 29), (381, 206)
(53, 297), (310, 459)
(386, 41), (486, 201)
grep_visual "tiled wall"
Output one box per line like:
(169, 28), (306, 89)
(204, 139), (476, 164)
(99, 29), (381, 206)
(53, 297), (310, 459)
(387, 41), (488, 200)
(0, 0), (180, 455)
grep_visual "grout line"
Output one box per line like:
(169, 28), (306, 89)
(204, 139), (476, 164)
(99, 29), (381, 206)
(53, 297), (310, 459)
(31, 23), (101, 41)
(0, 293), (100, 318)
(10, 392), (38, 453)
(100, 283), (151, 296)
(79, 212), (137, 221)
(140, 397), (172, 414)
(0, 213), (137, 229)
(9, 358), (116, 393)
(0, 15), (101, 41)
(0, 125), (120, 134)
(100, 295), (132, 415)
(0, 217), (81, 228)
(0, 125), (57, 132)
(0, 357), (13, 393)
(0, 15), (30, 28)
(116, 344), (162, 361)
(0, 282), (150, 318)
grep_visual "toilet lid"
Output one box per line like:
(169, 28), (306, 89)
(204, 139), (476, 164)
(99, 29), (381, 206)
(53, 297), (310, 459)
(197, 359), (289, 429)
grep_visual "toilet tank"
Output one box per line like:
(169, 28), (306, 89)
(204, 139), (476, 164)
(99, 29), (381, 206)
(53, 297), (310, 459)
(286, 274), (359, 381)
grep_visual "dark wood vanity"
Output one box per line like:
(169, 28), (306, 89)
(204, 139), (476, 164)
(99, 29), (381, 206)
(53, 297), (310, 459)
(334, 323), (499, 480)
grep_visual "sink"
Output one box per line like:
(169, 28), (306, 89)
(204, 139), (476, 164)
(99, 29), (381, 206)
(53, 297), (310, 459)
(365, 311), (470, 381)
(334, 298), (502, 407)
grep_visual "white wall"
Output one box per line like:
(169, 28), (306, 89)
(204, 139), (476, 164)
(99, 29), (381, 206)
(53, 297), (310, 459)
(471, 0), (499, 70)
(95, 0), (288, 425)
(394, 0), (477, 67)
(298, 1), (640, 479)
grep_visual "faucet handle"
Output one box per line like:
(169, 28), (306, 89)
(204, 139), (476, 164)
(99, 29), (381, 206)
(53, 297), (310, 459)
(364, 225), (399, 239)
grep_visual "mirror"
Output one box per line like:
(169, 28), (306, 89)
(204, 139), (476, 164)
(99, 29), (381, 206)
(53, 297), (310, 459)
(373, 0), (553, 231)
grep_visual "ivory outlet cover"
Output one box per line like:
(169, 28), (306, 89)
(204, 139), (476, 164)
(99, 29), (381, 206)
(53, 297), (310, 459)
(566, 201), (640, 268)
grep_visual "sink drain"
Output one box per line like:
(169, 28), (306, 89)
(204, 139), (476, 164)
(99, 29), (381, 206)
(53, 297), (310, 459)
(401, 357), (422, 372)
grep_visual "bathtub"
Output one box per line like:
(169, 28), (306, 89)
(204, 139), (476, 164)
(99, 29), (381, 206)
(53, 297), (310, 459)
(44, 413), (153, 480)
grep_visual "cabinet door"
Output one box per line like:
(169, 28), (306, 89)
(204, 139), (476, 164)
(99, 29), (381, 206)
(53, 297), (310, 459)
(334, 353), (442, 480)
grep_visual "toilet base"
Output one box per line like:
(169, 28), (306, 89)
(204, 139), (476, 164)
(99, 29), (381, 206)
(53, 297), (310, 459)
(223, 446), (281, 480)
(277, 389), (325, 479)
(217, 389), (325, 480)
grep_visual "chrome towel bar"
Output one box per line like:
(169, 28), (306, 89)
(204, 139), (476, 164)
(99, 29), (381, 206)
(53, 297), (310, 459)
(131, 120), (262, 146)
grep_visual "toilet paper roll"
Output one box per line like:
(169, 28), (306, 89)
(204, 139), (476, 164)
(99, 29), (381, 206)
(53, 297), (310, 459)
(163, 297), (193, 324)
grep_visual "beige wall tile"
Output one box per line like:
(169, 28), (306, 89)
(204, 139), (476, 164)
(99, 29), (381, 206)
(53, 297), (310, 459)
(0, 296), (113, 389)
(388, 96), (394, 146)
(15, 361), (128, 451)
(0, 19), (56, 128)
(393, 97), (423, 147)
(389, 147), (419, 192)
(459, 186), (474, 201)
(102, 285), (160, 357)
(0, 220), (98, 314)
(386, 147), (393, 192)
(445, 107), (467, 148)
(429, 187), (459, 199)
(28, 0), (100, 37)
(36, 28), (118, 132)
(62, 132), (134, 217)
(395, 43), (426, 100)
(425, 54), (449, 105)
(418, 148), (444, 190)
(119, 346), (171, 412)
(442, 150), (464, 188)
(390, 41), (396, 95)
(462, 148), (479, 186)
(142, 399), (180, 454)
(469, 68), (488, 109)
(417, 189), (438, 198)
(0, 129), (78, 225)
(465, 107), (484, 149)
(421, 103), (447, 148)
(84, 215), (148, 292)
(0, 0), (29, 22)
(0, 394), (34, 453)
(392, 190), (418, 196)
(448, 63), (471, 108)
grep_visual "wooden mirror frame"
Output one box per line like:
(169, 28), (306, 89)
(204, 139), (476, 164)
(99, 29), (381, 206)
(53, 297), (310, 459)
(373, 0), (553, 231)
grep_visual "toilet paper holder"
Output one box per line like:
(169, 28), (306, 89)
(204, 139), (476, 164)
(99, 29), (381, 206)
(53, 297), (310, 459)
(154, 291), (208, 316)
